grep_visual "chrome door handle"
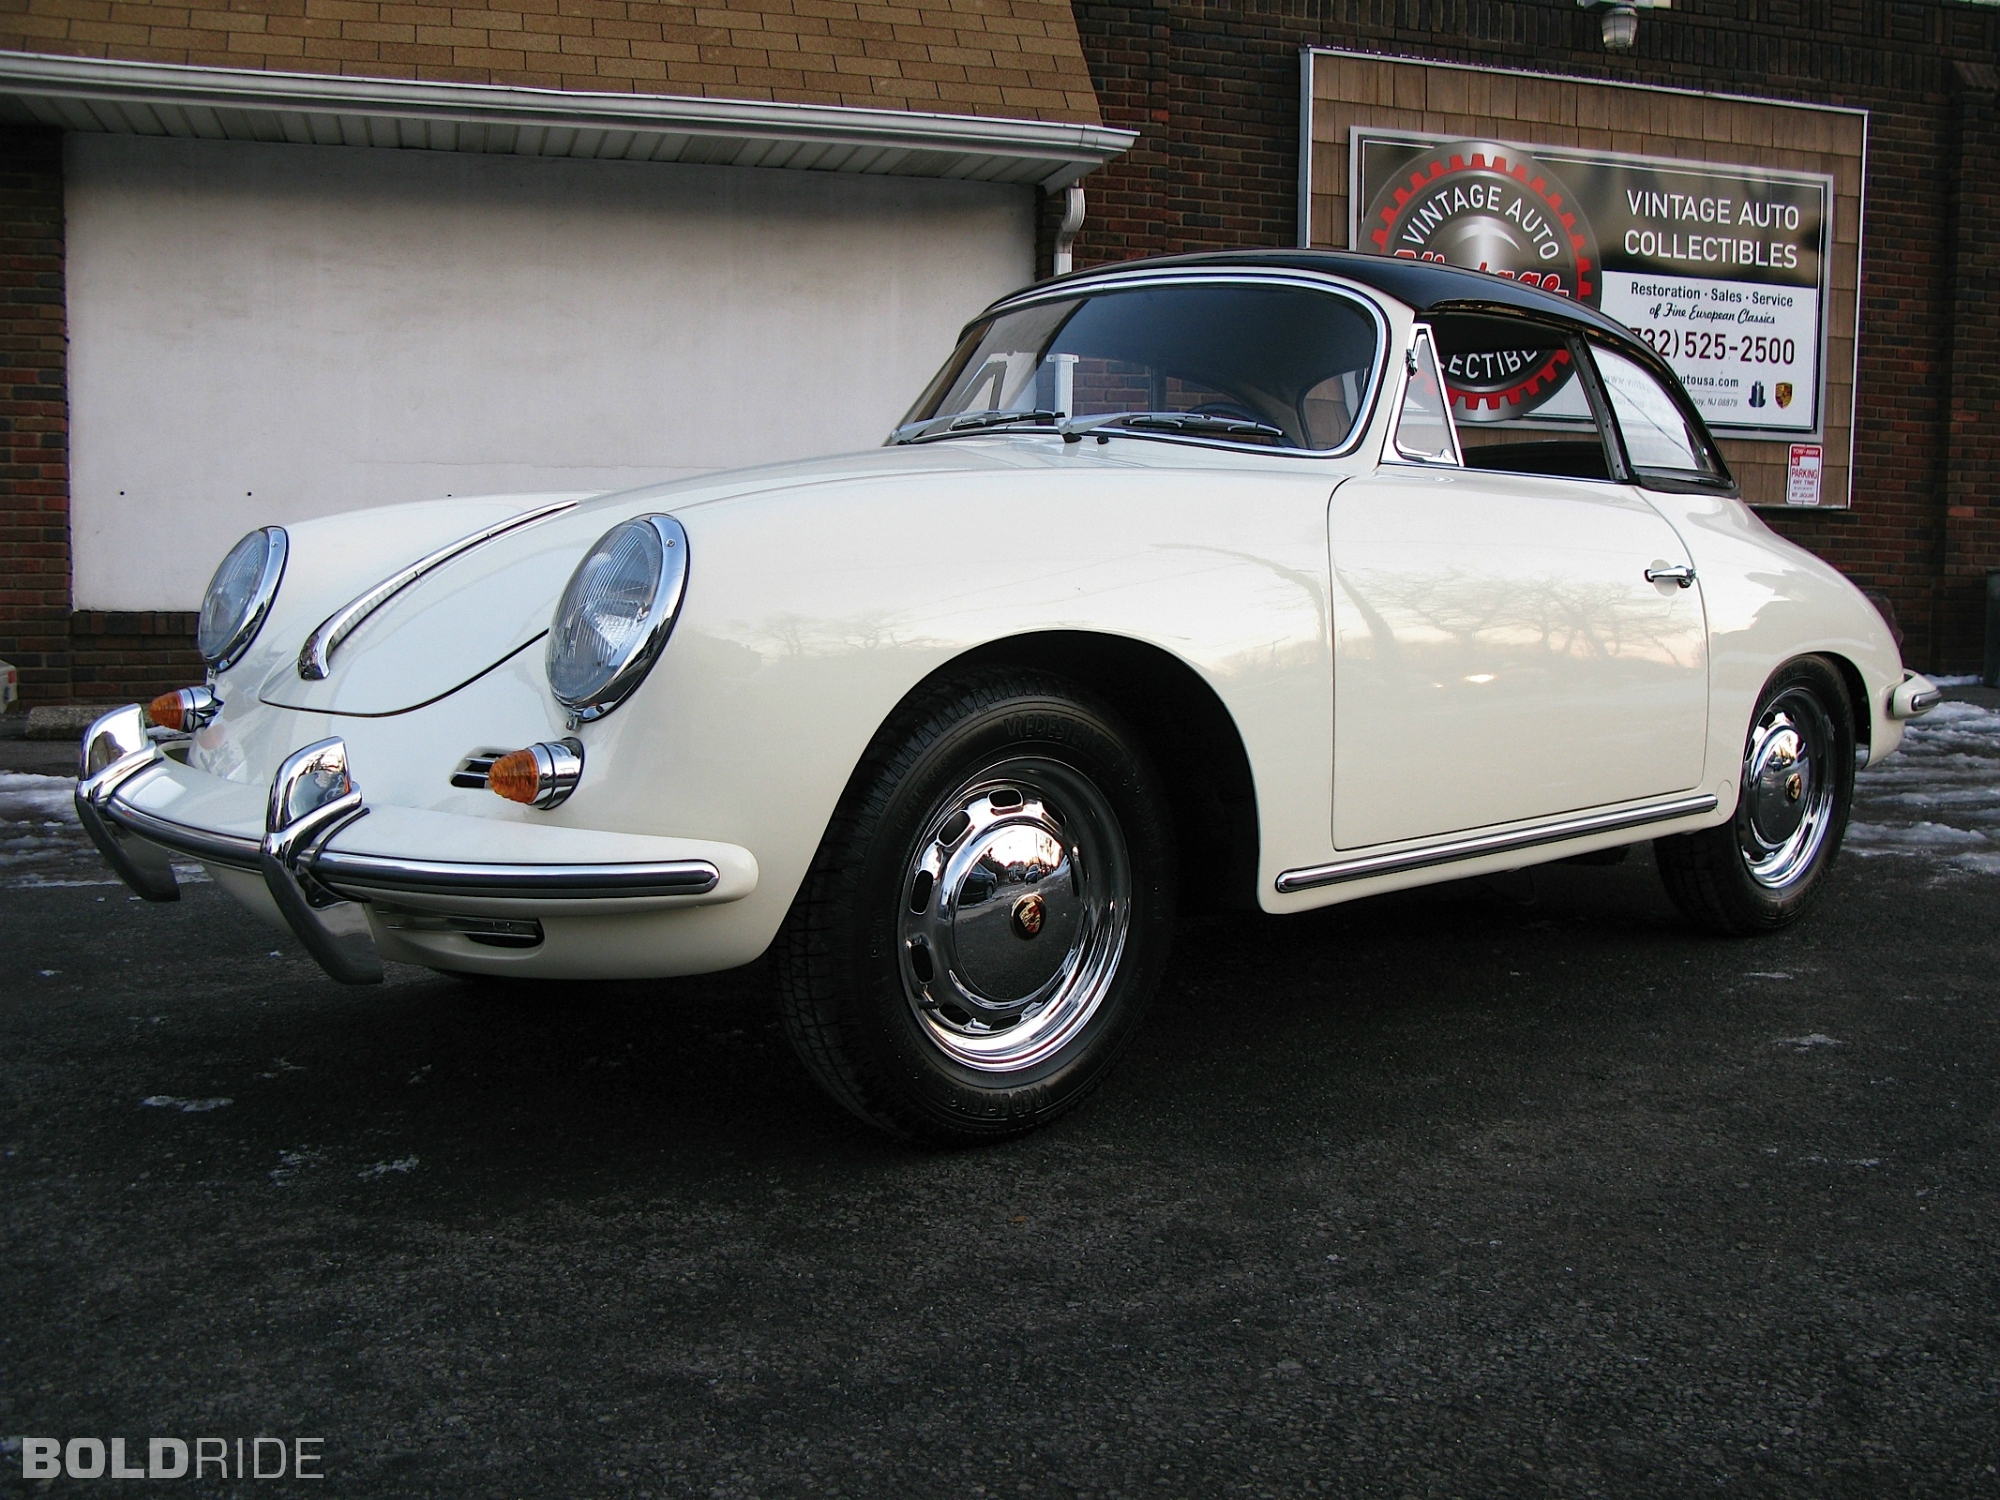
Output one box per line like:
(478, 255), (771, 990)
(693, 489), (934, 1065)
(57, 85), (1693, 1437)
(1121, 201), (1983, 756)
(1645, 563), (1696, 589)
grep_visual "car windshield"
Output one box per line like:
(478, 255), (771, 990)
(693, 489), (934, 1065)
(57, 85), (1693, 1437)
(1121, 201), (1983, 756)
(895, 281), (1381, 451)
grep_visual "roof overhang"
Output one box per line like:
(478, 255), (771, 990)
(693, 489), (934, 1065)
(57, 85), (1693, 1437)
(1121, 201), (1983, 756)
(0, 52), (1136, 190)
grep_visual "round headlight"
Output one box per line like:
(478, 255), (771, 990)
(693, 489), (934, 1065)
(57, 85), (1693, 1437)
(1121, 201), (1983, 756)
(546, 514), (688, 722)
(197, 526), (288, 671)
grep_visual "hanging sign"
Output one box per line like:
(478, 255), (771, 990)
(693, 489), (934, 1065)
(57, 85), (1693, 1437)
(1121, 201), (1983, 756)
(1350, 128), (1832, 439)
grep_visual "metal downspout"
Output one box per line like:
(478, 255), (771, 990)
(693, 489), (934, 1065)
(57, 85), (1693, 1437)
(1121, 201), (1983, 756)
(1052, 184), (1086, 276)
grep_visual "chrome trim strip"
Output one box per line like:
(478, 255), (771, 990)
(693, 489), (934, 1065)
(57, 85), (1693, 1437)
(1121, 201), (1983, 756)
(101, 794), (263, 871)
(1274, 793), (1721, 894)
(297, 498), (579, 680)
(310, 852), (721, 901)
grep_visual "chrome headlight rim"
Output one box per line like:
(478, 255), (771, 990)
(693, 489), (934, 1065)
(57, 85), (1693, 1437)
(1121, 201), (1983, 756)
(197, 526), (288, 672)
(545, 513), (689, 725)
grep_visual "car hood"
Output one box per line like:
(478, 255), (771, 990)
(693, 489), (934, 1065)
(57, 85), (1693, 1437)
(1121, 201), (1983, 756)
(248, 444), (1070, 716)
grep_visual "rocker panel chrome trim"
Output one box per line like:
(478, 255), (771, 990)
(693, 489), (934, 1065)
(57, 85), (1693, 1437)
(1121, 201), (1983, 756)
(1274, 793), (1721, 893)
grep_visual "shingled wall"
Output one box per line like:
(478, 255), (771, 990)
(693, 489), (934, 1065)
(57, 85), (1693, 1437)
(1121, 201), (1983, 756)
(0, 0), (1103, 119)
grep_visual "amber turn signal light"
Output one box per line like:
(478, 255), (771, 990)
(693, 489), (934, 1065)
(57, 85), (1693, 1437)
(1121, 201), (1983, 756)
(147, 691), (185, 731)
(488, 749), (540, 804)
(147, 685), (220, 733)
(486, 738), (584, 810)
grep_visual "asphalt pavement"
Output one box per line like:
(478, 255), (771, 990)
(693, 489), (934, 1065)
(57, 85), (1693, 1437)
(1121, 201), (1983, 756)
(3, 693), (1997, 1498)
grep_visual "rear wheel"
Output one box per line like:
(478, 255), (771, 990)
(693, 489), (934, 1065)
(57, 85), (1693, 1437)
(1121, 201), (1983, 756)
(776, 670), (1174, 1143)
(1654, 655), (1855, 935)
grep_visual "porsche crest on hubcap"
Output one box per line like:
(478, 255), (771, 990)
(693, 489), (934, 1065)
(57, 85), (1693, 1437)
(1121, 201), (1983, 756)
(897, 758), (1131, 1073)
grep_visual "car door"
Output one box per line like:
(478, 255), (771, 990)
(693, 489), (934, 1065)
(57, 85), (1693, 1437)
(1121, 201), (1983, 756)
(1328, 324), (1709, 851)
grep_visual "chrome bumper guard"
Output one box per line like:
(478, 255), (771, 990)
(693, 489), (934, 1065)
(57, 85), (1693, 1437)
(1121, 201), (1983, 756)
(78, 709), (724, 986)
(261, 737), (382, 984)
(1889, 671), (1941, 720)
(75, 705), (180, 903)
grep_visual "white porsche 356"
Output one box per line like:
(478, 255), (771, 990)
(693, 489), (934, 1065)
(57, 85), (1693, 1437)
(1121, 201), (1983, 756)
(78, 250), (1937, 1142)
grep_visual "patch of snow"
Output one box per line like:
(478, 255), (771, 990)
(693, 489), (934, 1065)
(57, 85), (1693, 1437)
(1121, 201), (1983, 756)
(1925, 674), (1984, 687)
(1774, 1033), (1843, 1051)
(141, 1095), (232, 1112)
(0, 771), (78, 822)
(1846, 820), (1990, 849)
(269, 1148), (325, 1185)
(358, 1155), (419, 1179)
(0, 771), (106, 888)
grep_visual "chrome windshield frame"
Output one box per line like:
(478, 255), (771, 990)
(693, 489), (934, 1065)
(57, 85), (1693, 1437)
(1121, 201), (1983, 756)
(893, 268), (1394, 462)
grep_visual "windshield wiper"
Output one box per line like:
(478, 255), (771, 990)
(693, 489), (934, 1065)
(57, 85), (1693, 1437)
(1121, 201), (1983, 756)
(891, 409), (1066, 443)
(1062, 411), (1288, 444)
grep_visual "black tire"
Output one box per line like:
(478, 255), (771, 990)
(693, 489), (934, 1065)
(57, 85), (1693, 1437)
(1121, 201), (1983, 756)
(775, 668), (1175, 1144)
(1654, 655), (1855, 935)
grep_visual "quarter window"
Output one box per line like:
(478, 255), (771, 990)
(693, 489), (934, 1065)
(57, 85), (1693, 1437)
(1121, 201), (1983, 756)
(1392, 328), (1460, 465)
(1591, 345), (1725, 480)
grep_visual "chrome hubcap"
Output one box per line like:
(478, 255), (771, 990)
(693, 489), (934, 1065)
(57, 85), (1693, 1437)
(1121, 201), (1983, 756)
(1740, 687), (1836, 890)
(898, 758), (1130, 1073)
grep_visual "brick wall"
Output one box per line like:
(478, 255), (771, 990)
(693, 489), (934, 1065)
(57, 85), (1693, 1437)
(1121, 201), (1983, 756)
(0, 128), (207, 709)
(69, 609), (204, 702)
(0, 124), (68, 706)
(0, 0), (1103, 120)
(1070, 0), (2000, 674)
(1939, 60), (1999, 668)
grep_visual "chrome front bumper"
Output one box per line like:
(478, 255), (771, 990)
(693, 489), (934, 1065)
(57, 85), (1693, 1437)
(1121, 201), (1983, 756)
(76, 705), (752, 985)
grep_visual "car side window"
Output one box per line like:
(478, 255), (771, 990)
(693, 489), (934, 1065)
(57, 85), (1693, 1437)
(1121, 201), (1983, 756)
(1591, 345), (1726, 481)
(1391, 327), (1460, 465)
(1425, 314), (1614, 482)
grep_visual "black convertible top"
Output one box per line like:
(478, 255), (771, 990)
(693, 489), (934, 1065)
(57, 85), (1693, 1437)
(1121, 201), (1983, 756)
(1015, 247), (1658, 365)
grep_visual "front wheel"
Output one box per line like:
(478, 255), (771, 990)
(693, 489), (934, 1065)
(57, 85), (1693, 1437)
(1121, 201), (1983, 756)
(776, 670), (1174, 1144)
(1654, 655), (1855, 935)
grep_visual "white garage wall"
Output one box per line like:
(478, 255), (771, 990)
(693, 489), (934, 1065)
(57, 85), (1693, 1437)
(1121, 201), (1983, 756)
(64, 132), (1035, 610)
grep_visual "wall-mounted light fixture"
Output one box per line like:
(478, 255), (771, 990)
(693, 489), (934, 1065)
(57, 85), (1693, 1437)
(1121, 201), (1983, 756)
(1578, 0), (1668, 51)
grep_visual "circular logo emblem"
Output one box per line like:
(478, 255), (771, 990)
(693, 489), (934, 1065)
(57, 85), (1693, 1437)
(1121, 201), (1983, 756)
(1010, 893), (1046, 940)
(1365, 142), (1600, 420)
